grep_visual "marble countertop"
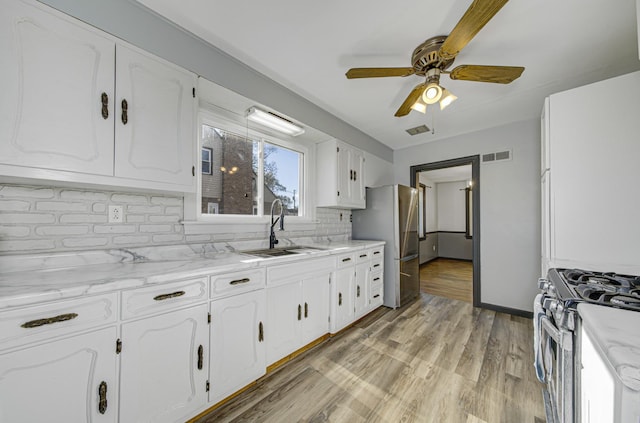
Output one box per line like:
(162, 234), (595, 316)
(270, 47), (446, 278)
(0, 239), (384, 310)
(578, 303), (640, 391)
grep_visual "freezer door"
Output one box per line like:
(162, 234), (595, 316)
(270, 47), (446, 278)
(399, 254), (420, 307)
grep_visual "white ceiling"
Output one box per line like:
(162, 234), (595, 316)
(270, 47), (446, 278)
(137, 0), (640, 151)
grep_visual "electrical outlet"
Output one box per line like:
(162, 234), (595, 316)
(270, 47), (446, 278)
(108, 205), (124, 223)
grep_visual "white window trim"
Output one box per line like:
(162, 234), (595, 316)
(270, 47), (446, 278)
(183, 108), (317, 234)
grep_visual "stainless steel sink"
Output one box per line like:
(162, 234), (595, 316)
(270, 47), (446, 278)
(241, 246), (327, 258)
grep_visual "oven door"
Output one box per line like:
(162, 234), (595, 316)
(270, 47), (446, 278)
(537, 311), (575, 423)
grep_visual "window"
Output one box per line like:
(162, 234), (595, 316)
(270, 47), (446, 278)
(199, 120), (304, 218)
(201, 147), (212, 174)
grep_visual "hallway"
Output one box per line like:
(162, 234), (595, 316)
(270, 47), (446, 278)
(420, 258), (473, 303)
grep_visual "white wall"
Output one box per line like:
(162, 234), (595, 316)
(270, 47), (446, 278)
(436, 181), (467, 232)
(394, 119), (541, 312)
(419, 174), (437, 233)
(363, 152), (394, 188)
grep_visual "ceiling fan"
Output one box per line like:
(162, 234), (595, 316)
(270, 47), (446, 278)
(345, 0), (524, 117)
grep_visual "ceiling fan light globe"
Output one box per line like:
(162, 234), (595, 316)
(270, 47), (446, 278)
(411, 101), (427, 114)
(423, 84), (442, 104)
(439, 89), (457, 110)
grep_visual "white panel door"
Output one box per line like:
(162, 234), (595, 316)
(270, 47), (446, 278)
(0, 327), (117, 422)
(350, 149), (366, 208)
(266, 282), (301, 365)
(301, 274), (330, 345)
(210, 290), (266, 404)
(333, 266), (355, 332)
(119, 304), (208, 423)
(0, 0), (115, 175)
(115, 44), (196, 187)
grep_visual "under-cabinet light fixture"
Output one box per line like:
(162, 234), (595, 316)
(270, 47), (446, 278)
(246, 107), (305, 136)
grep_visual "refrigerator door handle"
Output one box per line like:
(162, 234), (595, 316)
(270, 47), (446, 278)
(399, 254), (419, 262)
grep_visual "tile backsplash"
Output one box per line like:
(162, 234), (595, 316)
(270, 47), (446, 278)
(0, 184), (352, 255)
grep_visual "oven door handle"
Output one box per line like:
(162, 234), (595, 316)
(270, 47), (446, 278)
(540, 316), (560, 343)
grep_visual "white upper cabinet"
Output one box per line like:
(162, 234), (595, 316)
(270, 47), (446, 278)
(114, 45), (196, 186)
(0, 0), (115, 175)
(0, 0), (196, 192)
(316, 138), (366, 209)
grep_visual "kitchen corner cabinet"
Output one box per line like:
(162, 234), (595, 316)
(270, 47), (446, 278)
(0, 0), (196, 192)
(316, 138), (366, 209)
(209, 289), (266, 405)
(119, 303), (209, 423)
(266, 259), (332, 365)
(0, 327), (118, 422)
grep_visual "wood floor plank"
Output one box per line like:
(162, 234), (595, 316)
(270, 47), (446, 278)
(420, 258), (473, 303)
(195, 294), (545, 423)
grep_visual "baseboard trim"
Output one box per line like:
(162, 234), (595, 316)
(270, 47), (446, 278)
(436, 256), (473, 262)
(479, 302), (533, 319)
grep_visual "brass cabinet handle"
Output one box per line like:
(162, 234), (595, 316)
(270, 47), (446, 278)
(197, 345), (203, 370)
(101, 93), (109, 119)
(353, 170), (357, 181)
(338, 292), (342, 306)
(297, 304), (302, 321)
(373, 294), (380, 299)
(258, 321), (264, 342)
(349, 170), (353, 180)
(373, 264), (381, 268)
(342, 258), (351, 263)
(121, 99), (128, 125)
(229, 278), (250, 285)
(98, 381), (108, 414)
(357, 285), (360, 297)
(373, 251), (381, 255)
(373, 277), (381, 281)
(304, 302), (308, 318)
(360, 254), (367, 258)
(153, 291), (185, 301)
(21, 312), (78, 328)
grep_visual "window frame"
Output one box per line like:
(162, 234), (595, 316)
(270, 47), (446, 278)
(191, 109), (311, 225)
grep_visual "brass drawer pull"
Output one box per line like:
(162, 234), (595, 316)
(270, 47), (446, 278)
(304, 302), (308, 318)
(258, 321), (264, 342)
(341, 258), (351, 263)
(297, 304), (302, 321)
(229, 278), (250, 285)
(101, 93), (109, 119)
(197, 345), (204, 370)
(373, 294), (380, 299)
(338, 292), (342, 306)
(373, 263), (381, 268)
(153, 291), (185, 301)
(357, 285), (360, 297)
(21, 312), (78, 328)
(373, 277), (381, 281)
(98, 381), (108, 414)
(373, 251), (381, 255)
(360, 254), (367, 258)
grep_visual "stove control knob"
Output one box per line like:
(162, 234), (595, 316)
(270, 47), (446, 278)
(551, 301), (564, 313)
(537, 278), (549, 290)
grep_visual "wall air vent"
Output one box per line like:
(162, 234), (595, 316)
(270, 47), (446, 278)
(482, 150), (511, 164)
(406, 125), (430, 136)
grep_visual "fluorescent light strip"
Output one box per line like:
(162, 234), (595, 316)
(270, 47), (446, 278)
(246, 107), (305, 136)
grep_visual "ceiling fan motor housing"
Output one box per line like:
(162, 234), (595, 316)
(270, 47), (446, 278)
(411, 36), (454, 75)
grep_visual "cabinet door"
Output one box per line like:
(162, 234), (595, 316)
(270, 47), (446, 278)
(0, 327), (117, 422)
(336, 144), (351, 207)
(115, 44), (196, 187)
(120, 304), (208, 423)
(354, 261), (369, 318)
(301, 274), (330, 345)
(266, 282), (301, 365)
(580, 327), (615, 423)
(0, 0), (115, 176)
(210, 290), (266, 404)
(350, 149), (366, 208)
(333, 266), (355, 332)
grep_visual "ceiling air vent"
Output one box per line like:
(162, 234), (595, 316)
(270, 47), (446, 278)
(482, 150), (511, 164)
(406, 125), (430, 136)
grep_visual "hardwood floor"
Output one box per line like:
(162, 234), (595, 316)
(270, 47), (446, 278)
(420, 258), (473, 303)
(195, 294), (545, 423)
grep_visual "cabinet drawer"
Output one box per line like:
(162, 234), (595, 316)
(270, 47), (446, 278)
(370, 272), (384, 303)
(210, 268), (265, 299)
(336, 253), (356, 268)
(356, 250), (370, 263)
(267, 257), (334, 287)
(0, 293), (118, 350)
(370, 247), (384, 258)
(121, 277), (208, 319)
(371, 257), (384, 272)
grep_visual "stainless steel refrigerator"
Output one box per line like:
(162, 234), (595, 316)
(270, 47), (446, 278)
(352, 184), (420, 308)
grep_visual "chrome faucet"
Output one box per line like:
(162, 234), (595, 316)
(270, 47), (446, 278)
(269, 198), (285, 249)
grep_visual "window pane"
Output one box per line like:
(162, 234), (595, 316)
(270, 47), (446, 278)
(201, 125), (258, 215)
(263, 142), (301, 216)
(201, 147), (212, 174)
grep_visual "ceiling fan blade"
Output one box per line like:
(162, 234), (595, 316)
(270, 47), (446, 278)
(395, 83), (426, 117)
(346, 67), (415, 79)
(439, 0), (509, 61)
(449, 64), (524, 83)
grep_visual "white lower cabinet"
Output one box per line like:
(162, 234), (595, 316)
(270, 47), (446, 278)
(332, 265), (355, 333)
(0, 327), (118, 422)
(266, 260), (331, 365)
(209, 289), (266, 405)
(119, 303), (209, 423)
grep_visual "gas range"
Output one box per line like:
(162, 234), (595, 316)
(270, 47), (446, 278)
(546, 268), (640, 311)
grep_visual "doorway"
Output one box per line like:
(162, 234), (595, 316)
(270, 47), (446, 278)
(410, 156), (480, 307)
